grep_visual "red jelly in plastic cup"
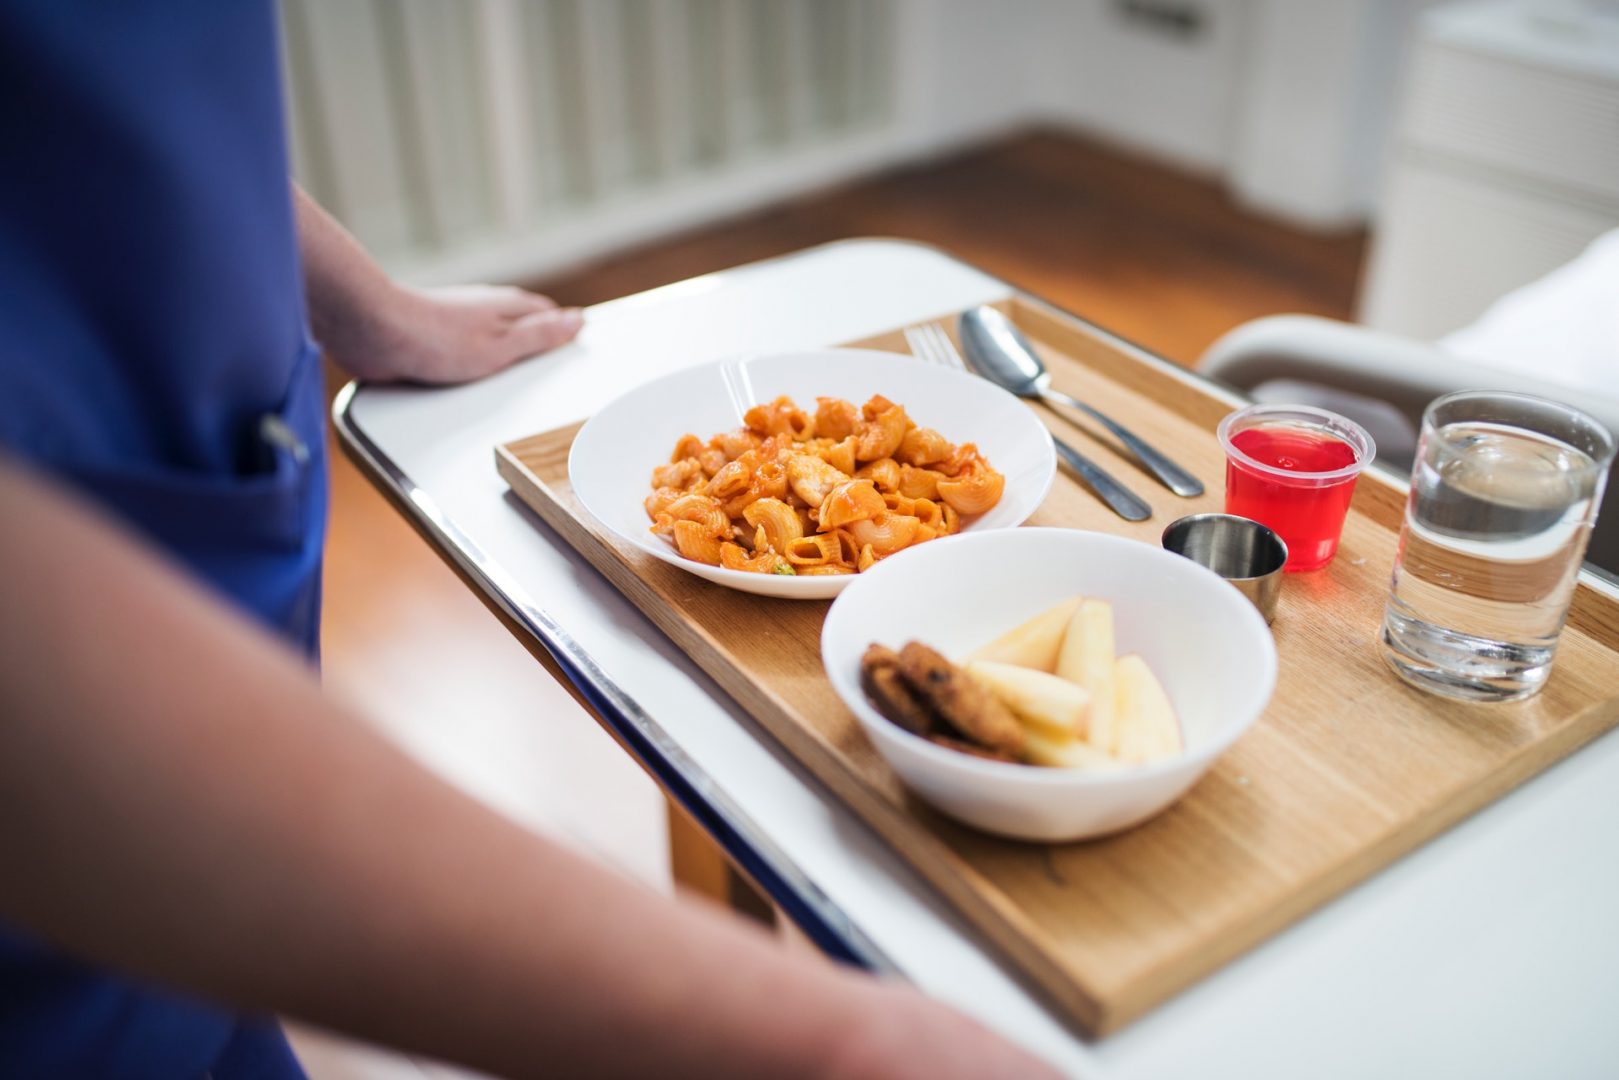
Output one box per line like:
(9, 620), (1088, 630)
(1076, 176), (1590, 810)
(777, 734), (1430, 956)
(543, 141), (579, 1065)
(1217, 404), (1376, 572)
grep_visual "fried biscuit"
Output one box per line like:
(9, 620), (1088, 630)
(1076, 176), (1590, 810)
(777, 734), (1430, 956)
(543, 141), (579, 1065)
(897, 641), (1025, 755)
(860, 643), (937, 736)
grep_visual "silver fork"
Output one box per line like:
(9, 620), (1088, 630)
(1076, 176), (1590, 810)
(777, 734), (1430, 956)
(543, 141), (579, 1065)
(905, 323), (1152, 522)
(904, 322), (967, 372)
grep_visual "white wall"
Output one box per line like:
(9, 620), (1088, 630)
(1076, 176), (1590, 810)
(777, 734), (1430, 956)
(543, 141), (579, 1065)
(892, 0), (1044, 154)
(857, 0), (1433, 227)
(891, 0), (1259, 176)
(1017, 0), (1444, 228)
(1031, 0), (1252, 175)
(1227, 0), (1446, 227)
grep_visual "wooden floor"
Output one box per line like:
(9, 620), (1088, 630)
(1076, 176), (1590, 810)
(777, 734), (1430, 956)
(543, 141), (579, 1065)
(307, 129), (1364, 1077)
(525, 130), (1366, 365)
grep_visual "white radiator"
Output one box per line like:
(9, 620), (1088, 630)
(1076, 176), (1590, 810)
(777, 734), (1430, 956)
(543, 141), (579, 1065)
(279, 0), (901, 285)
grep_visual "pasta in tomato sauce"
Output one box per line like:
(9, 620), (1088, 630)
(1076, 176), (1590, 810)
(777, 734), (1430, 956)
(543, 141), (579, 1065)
(645, 394), (1005, 576)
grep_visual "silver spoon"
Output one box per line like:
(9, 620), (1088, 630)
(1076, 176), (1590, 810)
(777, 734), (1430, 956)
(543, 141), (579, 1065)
(907, 322), (1151, 522)
(958, 306), (1205, 497)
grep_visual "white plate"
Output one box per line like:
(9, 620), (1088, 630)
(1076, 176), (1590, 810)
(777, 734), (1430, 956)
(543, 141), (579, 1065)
(567, 348), (1058, 599)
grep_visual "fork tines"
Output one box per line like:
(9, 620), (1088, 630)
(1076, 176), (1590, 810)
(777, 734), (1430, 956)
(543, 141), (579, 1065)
(904, 323), (967, 371)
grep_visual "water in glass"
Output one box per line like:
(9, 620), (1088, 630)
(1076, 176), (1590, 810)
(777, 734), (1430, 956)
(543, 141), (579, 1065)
(1382, 420), (1602, 700)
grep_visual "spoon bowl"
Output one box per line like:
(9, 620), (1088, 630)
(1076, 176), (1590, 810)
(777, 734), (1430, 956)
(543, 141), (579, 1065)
(958, 306), (1205, 497)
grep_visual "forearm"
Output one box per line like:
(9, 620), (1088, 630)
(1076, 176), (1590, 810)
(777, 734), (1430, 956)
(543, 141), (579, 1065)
(0, 459), (877, 1078)
(293, 184), (402, 379)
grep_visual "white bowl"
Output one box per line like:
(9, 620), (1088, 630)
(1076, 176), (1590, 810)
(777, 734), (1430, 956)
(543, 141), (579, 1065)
(821, 528), (1277, 842)
(568, 348), (1057, 599)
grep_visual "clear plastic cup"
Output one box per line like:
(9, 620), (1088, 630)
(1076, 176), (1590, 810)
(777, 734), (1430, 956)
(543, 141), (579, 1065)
(1217, 404), (1376, 572)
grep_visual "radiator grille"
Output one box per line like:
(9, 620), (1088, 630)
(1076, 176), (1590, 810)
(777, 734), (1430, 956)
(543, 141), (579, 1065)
(280, 0), (896, 283)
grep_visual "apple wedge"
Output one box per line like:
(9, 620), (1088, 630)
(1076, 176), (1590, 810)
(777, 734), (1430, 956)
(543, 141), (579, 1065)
(965, 595), (1083, 673)
(1113, 653), (1182, 764)
(1059, 599), (1117, 753)
(964, 660), (1091, 742)
(1021, 728), (1123, 770)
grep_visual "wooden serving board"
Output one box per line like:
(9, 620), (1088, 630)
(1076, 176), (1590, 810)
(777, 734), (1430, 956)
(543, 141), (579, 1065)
(496, 296), (1619, 1035)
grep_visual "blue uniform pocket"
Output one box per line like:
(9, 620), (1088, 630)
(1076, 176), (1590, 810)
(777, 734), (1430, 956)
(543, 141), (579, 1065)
(56, 341), (329, 652)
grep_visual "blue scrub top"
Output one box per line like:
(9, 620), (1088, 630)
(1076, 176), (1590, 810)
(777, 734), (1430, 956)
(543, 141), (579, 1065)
(1, 3), (324, 1076)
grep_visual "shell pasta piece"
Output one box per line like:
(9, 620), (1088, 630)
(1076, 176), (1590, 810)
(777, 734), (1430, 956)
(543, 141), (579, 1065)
(819, 479), (885, 530)
(644, 486), (686, 518)
(936, 461), (1006, 516)
(743, 497), (804, 553)
(785, 534), (843, 567)
(910, 498), (945, 531)
(897, 465), (943, 500)
(662, 492), (730, 535)
(651, 458), (703, 491)
(672, 520), (725, 565)
(719, 541), (791, 575)
(744, 396), (814, 440)
(897, 427), (952, 466)
(854, 403), (907, 462)
(819, 437), (858, 477)
(844, 513), (921, 557)
(814, 397), (859, 440)
(855, 457), (901, 493)
(645, 394), (1003, 576)
(786, 453), (847, 508)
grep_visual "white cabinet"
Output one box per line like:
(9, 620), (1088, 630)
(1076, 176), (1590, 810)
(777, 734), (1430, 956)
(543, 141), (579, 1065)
(1359, 0), (1619, 339)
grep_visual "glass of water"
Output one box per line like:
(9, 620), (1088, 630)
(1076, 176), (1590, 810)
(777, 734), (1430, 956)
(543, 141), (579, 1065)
(1381, 391), (1616, 701)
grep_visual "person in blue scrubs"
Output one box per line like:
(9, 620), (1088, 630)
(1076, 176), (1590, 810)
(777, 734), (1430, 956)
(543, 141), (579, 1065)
(0, 5), (1054, 1078)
